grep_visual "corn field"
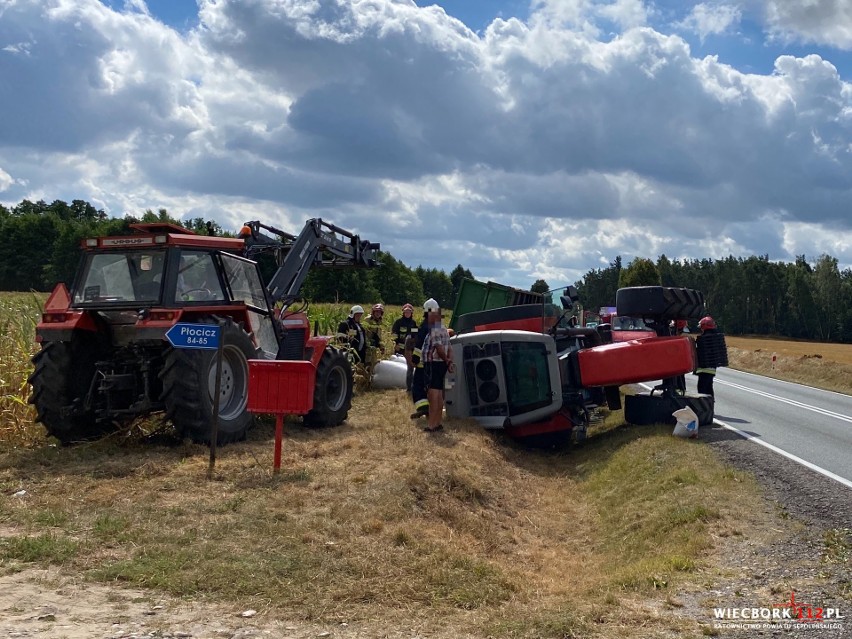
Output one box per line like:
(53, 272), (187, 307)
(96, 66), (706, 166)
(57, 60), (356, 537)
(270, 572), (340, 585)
(0, 294), (419, 447)
(0, 292), (44, 446)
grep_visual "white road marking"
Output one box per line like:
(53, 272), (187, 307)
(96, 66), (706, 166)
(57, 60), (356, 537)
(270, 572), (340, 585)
(722, 367), (852, 399)
(716, 379), (852, 424)
(636, 381), (852, 490)
(713, 418), (852, 491)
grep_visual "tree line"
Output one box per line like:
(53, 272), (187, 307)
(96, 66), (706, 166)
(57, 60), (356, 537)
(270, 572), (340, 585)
(0, 199), (472, 308)
(576, 254), (852, 343)
(1, 199), (849, 343)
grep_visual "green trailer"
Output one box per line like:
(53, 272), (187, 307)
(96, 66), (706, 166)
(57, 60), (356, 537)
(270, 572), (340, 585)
(449, 278), (546, 331)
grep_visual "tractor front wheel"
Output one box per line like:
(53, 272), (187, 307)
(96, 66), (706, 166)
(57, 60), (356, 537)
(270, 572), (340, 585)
(303, 348), (353, 427)
(160, 318), (256, 444)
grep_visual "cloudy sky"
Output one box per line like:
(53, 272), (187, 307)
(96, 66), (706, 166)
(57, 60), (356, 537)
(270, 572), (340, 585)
(1, 0), (851, 290)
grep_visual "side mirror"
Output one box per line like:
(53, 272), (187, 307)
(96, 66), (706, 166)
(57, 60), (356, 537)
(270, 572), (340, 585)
(565, 285), (580, 302)
(560, 295), (573, 310)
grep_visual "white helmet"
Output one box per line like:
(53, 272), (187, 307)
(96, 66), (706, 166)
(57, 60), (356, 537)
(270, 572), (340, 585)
(423, 298), (440, 312)
(349, 305), (364, 317)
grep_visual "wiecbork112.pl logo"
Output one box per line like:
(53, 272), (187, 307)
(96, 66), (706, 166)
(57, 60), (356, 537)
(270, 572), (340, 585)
(712, 592), (845, 631)
(773, 592), (845, 624)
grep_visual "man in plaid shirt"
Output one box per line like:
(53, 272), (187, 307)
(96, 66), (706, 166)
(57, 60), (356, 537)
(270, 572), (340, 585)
(421, 298), (454, 433)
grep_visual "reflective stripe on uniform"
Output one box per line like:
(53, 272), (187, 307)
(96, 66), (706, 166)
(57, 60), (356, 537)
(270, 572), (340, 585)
(696, 368), (716, 375)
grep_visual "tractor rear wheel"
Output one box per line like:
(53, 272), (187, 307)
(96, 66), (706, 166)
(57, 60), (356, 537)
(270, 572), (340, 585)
(160, 317), (256, 444)
(624, 392), (715, 427)
(28, 337), (109, 444)
(616, 286), (705, 320)
(303, 348), (353, 427)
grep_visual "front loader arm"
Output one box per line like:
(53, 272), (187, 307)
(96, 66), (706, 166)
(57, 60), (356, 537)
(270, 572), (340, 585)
(242, 218), (380, 305)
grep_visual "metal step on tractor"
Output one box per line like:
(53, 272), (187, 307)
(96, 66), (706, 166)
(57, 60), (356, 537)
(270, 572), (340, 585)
(444, 283), (719, 446)
(28, 219), (379, 445)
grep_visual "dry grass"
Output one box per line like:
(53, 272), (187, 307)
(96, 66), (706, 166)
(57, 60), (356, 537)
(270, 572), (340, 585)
(726, 336), (852, 395)
(0, 292), (845, 636)
(726, 336), (852, 365)
(0, 386), (768, 638)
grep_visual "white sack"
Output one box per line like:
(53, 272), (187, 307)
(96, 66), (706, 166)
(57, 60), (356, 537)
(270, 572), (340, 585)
(672, 407), (699, 438)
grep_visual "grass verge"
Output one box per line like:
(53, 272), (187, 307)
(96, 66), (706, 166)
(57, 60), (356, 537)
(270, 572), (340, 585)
(1, 392), (766, 638)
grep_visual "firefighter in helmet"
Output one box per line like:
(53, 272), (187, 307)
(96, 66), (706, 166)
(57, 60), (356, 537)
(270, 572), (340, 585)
(695, 316), (720, 396)
(337, 305), (367, 364)
(392, 303), (419, 392)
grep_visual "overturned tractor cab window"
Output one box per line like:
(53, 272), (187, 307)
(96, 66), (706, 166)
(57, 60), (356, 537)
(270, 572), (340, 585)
(74, 251), (166, 304)
(503, 341), (553, 416)
(176, 251), (225, 302)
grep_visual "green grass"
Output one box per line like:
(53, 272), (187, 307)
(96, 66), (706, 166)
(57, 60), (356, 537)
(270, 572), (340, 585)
(575, 423), (745, 592)
(0, 414), (766, 637)
(823, 528), (851, 564)
(1, 533), (79, 564)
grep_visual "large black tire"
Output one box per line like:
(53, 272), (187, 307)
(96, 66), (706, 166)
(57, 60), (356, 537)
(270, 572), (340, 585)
(616, 286), (705, 320)
(160, 318), (256, 444)
(28, 337), (112, 444)
(624, 392), (715, 427)
(303, 348), (353, 427)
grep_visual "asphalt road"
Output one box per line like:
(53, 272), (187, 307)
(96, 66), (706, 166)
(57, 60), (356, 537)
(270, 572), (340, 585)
(680, 369), (852, 488)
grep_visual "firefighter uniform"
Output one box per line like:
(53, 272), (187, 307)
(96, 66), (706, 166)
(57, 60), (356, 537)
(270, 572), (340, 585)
(409, 314), (430, 417)
(337, 307), (367, 364)
(363, 305), (385, 369)
(392, 309), (418, 392)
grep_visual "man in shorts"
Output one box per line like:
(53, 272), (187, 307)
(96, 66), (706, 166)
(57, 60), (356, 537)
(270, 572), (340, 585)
(421, 298), (454, 433)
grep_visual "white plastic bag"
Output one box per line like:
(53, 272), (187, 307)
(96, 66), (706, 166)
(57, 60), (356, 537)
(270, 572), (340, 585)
(672, 407), (699, 438)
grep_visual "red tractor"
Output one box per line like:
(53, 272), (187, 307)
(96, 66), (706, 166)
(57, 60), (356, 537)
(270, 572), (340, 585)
(597, 306), (657, 342)
(445, 285), (713, 445)
(28, 219), (379, 444)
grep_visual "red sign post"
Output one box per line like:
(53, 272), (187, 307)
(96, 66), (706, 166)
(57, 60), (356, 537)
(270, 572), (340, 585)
(247, 360), (316, 473)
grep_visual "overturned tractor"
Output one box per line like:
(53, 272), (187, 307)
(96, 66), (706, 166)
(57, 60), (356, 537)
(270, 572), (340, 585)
(445, 284), (717, 445)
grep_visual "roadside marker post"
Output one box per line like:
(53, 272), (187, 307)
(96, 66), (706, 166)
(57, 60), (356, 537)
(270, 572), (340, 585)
(165, 321), (224, 479)
(247, 360), (316, 474)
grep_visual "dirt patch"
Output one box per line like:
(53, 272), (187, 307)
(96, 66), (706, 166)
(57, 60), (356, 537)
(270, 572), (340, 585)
(0, 567), (469, 639)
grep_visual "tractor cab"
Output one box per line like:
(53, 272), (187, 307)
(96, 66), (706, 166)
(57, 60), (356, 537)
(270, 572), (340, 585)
(73, 223), (266, 307)
(66, 223), (281, 359)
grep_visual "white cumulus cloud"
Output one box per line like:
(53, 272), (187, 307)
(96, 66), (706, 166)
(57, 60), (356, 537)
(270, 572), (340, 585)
(677, 3), (742, 42)
(763, 0), (852, 49)
(0, 0), (850, 287)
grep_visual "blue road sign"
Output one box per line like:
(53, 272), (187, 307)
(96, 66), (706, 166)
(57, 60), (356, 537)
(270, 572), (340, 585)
(165, 323), (221, 350)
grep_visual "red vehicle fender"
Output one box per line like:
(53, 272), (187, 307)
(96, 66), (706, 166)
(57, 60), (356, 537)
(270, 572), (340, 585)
(306, 335), (334, 366)
(504, 410), (574, 439)
(575, 336), (696, 387)
(35, 284), (98, 340)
